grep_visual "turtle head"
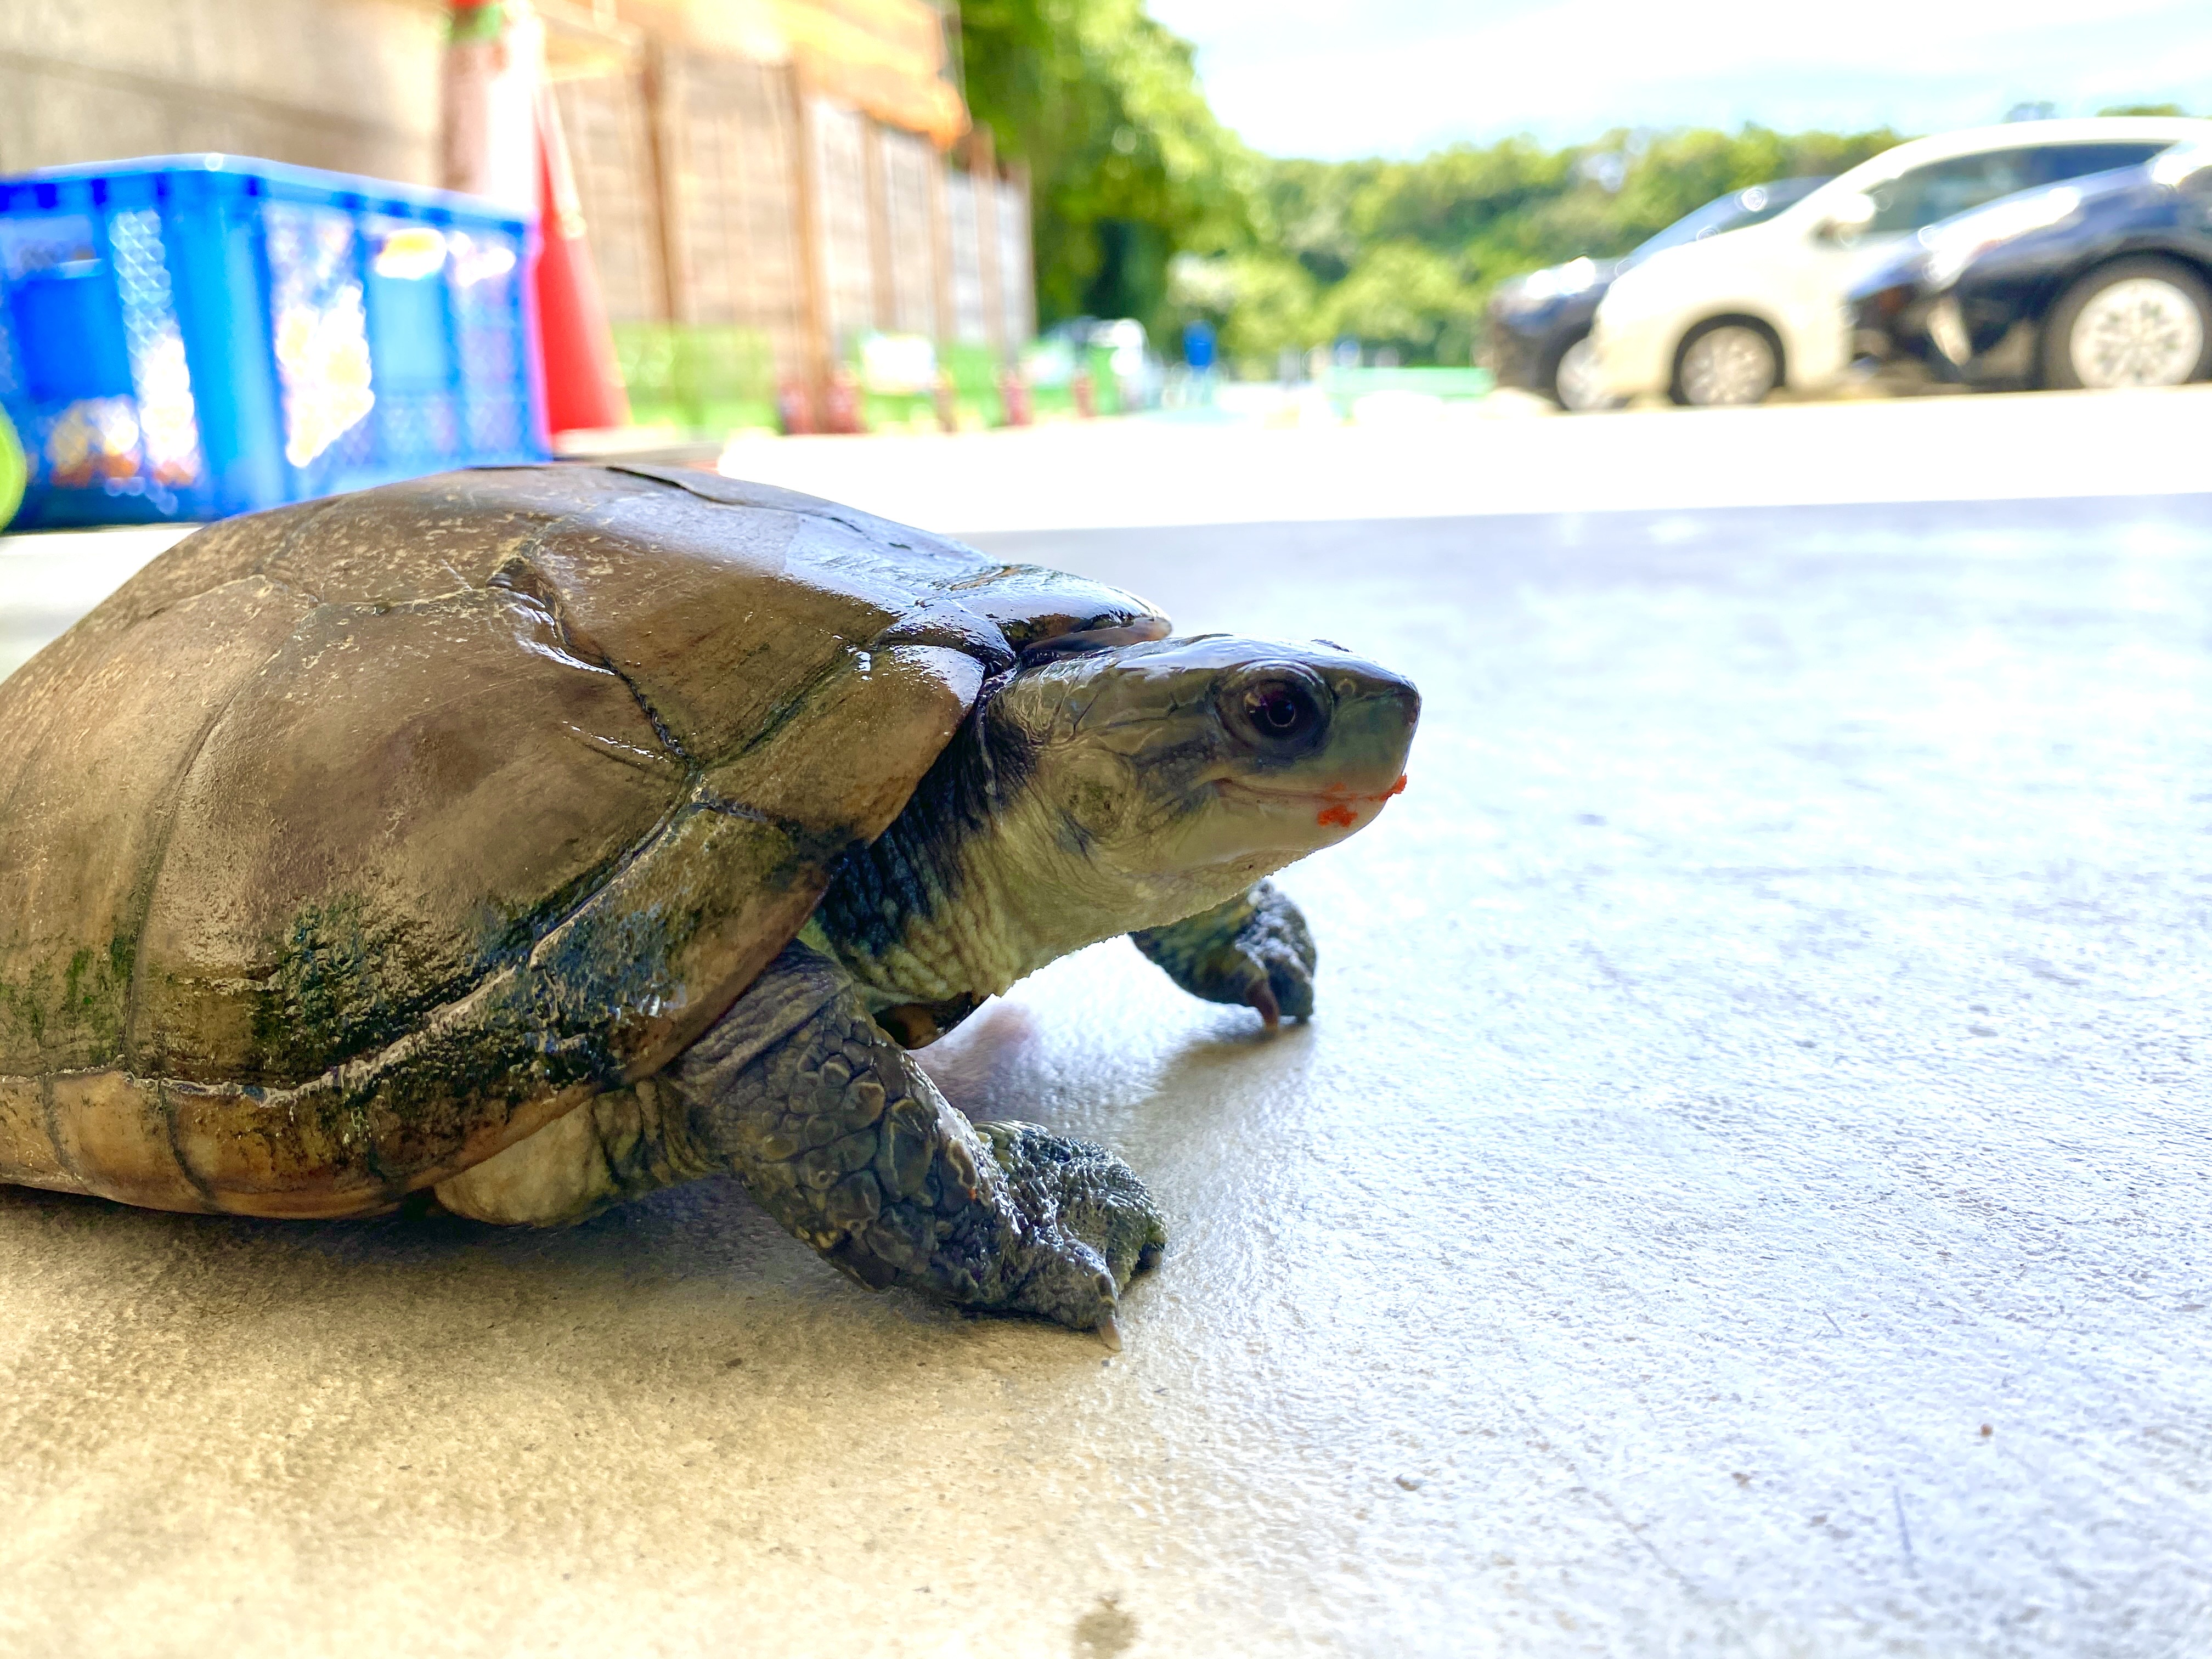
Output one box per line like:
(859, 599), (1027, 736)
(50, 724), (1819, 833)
(995, 633), (1420, 907)
(815, 630), (1420, 1017)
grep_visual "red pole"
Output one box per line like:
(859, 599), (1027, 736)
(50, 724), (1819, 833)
(442, 2), (627, 437)
(531, 87), (629, 435)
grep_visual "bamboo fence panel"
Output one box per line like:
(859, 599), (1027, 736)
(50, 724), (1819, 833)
(656, 49), (807, 375)
(551, 70), (663, 325)
(878, 125), (938, 338)
(994, 174), (1031, 346)
(945, 168), (986, 346)
(808, 98), (877, 357)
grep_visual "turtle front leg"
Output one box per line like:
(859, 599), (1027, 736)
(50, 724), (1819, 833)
(670, 943), (1165, 1340)
(1131, 878), (1317, 1027)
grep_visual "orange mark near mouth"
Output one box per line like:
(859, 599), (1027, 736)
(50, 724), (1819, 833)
(1314, 774), (1409, 828)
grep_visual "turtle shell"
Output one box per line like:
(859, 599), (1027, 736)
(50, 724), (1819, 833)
(0, 465), (1164, 1219)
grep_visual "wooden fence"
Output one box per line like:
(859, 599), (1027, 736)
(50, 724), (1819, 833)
(550, 40), (1034, 425)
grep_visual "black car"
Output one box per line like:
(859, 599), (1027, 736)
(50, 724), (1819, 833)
(1484, 177), (1829, 408)
(1850, 139), (2212, 390)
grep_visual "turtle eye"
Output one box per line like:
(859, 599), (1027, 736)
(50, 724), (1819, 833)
(1227, 675), (1327, 751)
(1248, 683), (1310, 733)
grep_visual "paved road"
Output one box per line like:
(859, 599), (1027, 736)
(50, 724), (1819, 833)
(3, 494), (2210, 1656)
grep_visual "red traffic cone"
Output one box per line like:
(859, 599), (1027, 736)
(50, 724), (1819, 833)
(531, 89), (628, 436)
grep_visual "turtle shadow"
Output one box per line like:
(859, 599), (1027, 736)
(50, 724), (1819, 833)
(907, 984), (1323, 1242)
(0, 1182), (1115, 1491)
(917, 988), (1290, 1106)
(0, 1165), (796, 1281)
(911, 997), (1063, 1114)
(0, 1164), (1116, 1381)
(293, 1171), (833, 1305)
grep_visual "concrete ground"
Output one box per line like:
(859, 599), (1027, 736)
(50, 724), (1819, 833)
(3, 399), (2210, 1657)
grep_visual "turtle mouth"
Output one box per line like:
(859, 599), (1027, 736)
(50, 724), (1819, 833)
(1214, 774), (1408, 828)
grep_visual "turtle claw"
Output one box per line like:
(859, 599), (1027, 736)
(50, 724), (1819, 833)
(1133, 879), (1317, 1028)
(1096, 1310), (1124, 1352)
(1247, 978), (1283, 1030)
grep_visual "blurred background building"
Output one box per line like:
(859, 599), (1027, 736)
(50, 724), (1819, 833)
(546, 0), (1032, 430)
(0, 0), (1035, 432)
(0, 1), (449, 184)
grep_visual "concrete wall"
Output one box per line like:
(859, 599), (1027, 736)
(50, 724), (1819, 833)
(0, 0), (447, 184)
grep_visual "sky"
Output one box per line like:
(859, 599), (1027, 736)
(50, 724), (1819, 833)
(1144, 0), (2212, 159)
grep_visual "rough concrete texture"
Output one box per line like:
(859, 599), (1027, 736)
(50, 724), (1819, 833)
(4, 492), (2211, 1656)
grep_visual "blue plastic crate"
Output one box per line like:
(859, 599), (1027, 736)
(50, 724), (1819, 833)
(0, 154), (549, 527)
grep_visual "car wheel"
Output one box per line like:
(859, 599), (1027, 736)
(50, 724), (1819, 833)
(2042, 257), (2212, 390)
(1671, 320), (1779, 407)
(1550, 333), (1614, 411)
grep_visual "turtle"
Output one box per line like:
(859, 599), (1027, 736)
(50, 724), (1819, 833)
(0, 465), (1418, 1340)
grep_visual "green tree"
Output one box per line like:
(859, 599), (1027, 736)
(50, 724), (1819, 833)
(1229, 122), (1902, 371)
(1168, 250), (1318, 366)
(963, 2), (1906, 373)
(958, 0), (1253, 341)
(1321, 242), (1479, 363)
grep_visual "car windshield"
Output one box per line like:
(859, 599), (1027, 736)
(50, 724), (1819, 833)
(1854, 140), (2180, 235)
(1622, 177), (1829, 267)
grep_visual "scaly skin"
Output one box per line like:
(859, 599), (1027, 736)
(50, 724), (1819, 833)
(1130, 879), (1317, 1027)
(670, 943), (1165, 1337)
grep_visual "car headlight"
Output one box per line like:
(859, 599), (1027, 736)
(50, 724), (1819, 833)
(1511, 257), (1596, 308)
(1922, 186), (2081, 287)
(1551, 257), (1598, 296)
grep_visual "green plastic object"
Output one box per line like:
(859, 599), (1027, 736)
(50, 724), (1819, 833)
(0, 403), (24, 531)
(935, 342), (1007, 430)
(611, 323), (779, 435)
(1321, 365), (1496, 414)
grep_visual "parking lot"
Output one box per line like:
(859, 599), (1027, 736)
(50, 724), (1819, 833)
(4, 392), (2211, 1656)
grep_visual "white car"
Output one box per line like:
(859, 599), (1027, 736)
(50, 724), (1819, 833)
(1589, 117), (2212, 407)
